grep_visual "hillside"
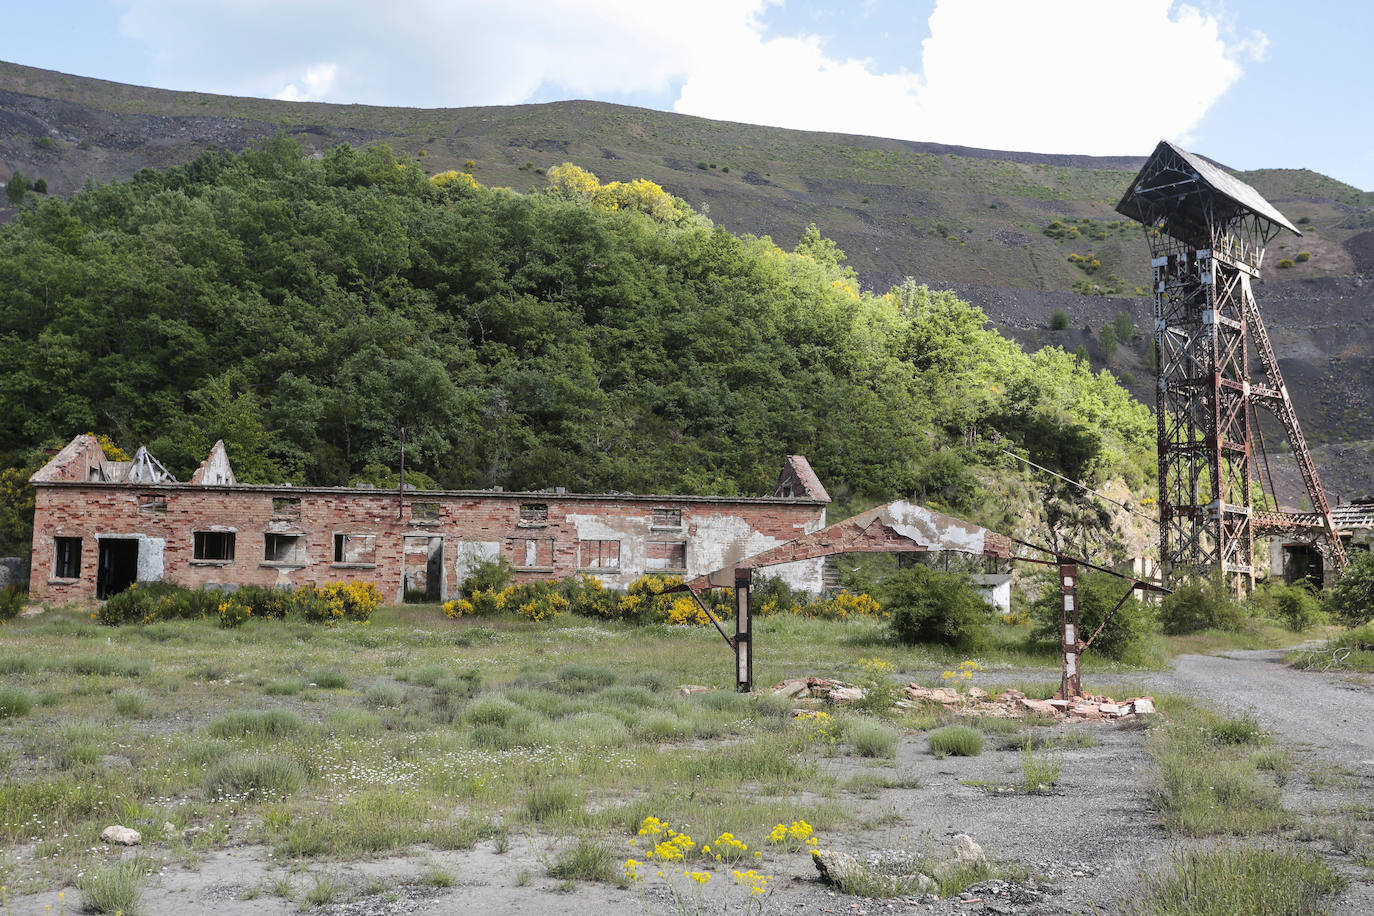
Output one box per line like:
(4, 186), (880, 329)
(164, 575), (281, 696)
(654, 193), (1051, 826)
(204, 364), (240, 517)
(2, 60), (1372, 501)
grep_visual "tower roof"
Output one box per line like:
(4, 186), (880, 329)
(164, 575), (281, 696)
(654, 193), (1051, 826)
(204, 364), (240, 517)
(1116, 140), (1300, 241)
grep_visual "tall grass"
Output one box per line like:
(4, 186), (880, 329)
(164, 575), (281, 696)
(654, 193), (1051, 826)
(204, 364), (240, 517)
(928, 725), (983, 758)
(208, 708), (302, 739)
(78, 858), (150, 914)
(1133, 847), (1345, 915)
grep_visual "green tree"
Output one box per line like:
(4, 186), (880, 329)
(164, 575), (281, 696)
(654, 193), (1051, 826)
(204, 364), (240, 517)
(1326, 551), (1374, 625)
(1050, 309), (1069, 330)
(1112, 310), (1133, 342)
(884, 564), (990, 649)
(1099, 325), (1118, 357)
(5, 170), (28, 205)
(1032, 571), (1156, 662)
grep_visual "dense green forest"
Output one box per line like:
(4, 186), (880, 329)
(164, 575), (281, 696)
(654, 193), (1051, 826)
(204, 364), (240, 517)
(0, 139), (1153, 554)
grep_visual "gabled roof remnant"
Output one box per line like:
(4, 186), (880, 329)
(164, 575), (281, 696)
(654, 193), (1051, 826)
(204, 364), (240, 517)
(190, 440), (236, 486)
(774, 455), (830, 503)
(1116, 140), (1300, 241)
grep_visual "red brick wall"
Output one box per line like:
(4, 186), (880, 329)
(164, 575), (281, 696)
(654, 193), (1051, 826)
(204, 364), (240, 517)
(29, 483), (827, 603)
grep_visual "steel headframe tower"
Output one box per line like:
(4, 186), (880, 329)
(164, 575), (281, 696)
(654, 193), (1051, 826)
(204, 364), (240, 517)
(1118, 141), (1345, 593)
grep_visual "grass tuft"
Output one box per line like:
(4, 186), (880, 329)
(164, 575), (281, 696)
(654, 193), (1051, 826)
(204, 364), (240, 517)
(547, 839), (618, 883)
(112, 690), (147, 716)
(0, 686), (36, 718)
(847, 719), (899, 758)
(1133, 846), (1345, 915)
(203, 751), (305, 799)
(78, 858), (149, 914)
(928, 725), (983, 758)
(525, 782), (585, 823)
(208, 708), (302, 739)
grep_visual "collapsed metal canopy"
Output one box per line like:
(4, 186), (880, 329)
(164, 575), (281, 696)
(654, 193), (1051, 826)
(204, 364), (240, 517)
(1116, 140), (1301, 243)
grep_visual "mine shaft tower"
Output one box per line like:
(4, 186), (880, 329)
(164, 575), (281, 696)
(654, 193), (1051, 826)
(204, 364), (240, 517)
(1118, 141), (1345, 592)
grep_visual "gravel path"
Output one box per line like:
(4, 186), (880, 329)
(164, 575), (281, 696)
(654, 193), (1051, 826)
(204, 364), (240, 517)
(1163, 649), (1374, 771)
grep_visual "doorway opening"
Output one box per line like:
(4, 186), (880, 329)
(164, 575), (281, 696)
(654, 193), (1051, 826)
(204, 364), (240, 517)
(403, 536), (444, 603)
(96, 537), (139, 599)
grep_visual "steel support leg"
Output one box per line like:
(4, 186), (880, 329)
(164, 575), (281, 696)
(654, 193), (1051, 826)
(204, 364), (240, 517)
(1059, 561), (1082, 700)
(735, 567), (752, 692)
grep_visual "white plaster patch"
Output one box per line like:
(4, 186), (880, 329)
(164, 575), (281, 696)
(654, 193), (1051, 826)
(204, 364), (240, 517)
(688, 514), (824, 594)
(454, 540), (501, 583)
(885, 500), (986, 554)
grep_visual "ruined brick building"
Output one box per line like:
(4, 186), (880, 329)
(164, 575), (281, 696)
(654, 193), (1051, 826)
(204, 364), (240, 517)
(28, 435), (830, 603)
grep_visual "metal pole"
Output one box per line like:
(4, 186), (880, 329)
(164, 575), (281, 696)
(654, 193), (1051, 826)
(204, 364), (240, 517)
(1059, 560), (1082, 700)
(397, 426), (406, 519)
(734, 567), (752, 692)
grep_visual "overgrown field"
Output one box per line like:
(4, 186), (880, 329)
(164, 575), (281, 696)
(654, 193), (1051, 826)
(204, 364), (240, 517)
(0, 605), (1025, 900)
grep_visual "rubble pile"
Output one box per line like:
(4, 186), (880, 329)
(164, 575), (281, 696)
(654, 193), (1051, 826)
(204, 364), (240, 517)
(769, 677), (1155, 723)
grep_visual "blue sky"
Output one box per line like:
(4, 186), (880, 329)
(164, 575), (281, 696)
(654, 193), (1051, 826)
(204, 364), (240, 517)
(2, 0), (1370, 190)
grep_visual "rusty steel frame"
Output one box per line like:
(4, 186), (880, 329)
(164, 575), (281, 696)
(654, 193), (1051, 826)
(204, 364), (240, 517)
(1122, 146), (1345, 593)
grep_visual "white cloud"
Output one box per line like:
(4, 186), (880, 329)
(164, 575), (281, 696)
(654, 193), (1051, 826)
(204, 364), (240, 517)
(275, 63), (338, 102)
(675, 0), (1267, 155)
(113, 0), (1264, 155)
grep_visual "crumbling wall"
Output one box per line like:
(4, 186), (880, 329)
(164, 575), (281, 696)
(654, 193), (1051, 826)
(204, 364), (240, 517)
(29, 482), (828, 601)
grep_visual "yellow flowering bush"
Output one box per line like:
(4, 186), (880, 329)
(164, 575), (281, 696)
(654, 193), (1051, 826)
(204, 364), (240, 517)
(442, 597), (473, 619)
(940, 659), (982, 690)
(429, 170), (482, 193)
(217, 596), (251, 628)
(766, 820), (818, 852)
(795, 709), (841, 744)
(317, 581), (381, 622)
(733, 868), (771, 896)
(515, 592), (568, 622)
(666, 595), (713, 626)
(709, 832), (751, 863)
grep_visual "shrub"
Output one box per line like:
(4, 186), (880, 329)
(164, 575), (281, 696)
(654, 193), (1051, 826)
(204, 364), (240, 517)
(1032, 571), (1156, 661)
(561, 574), (621, 618)
(32, 178), (47, 194)
(1295, 251), (1311, 263)
(1276, 257), (1295, 268)
(0, 686), (36, 718)
(113, 690), (146, 716)
(1324, 550), (1374, 625)
(0, 585), (24, 621)
(1268, 582), (1324, 631)
(1050, 309), (1070, 330)
(236, 585), (293, 619)
(928, 725), (983, 758)
(217, 595), (252, 628)
(1157, 577), (1246, 634)
(461, 558), (513, 596)
(1098, 325), (1118, 356)
(884, 565), (989, 649)
(297, 581), (381, 622)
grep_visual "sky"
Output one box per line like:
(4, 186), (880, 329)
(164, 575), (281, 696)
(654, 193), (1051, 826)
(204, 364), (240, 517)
(2, 0), (1371, 190)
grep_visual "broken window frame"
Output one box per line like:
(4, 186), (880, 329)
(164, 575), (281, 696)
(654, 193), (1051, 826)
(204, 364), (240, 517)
(53, 536), (82, 579)
(271, 496), (301, 520)
(192, 531), (236, 563)
(510, 537), (555, 570)
(333, 533), (378, 567)
(137, 493), (168, 515)
(646, 540), (687, 572)
(518, 503), (549, 526)
(578, 538), (621, 571)
(262, 533), (306, 566)
(650, 507), (683, 529)
(410, 502), (441, 524)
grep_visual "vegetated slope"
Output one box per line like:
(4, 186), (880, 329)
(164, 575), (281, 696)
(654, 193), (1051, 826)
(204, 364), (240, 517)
(0, 60), (1370, 500)
(0, 143), (1153, 557)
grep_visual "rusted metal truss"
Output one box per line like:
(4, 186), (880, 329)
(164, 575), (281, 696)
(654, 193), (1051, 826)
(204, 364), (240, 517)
(1118, 141), (1345, 593)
